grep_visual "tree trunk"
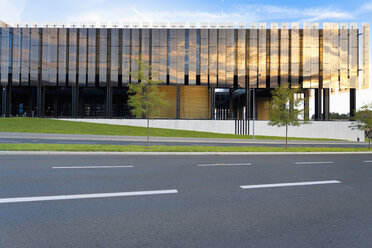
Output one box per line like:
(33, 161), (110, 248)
(285, 124), (288, 150)
(147, 116), (150, 149)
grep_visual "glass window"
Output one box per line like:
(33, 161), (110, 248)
(78, 28), (87, 86)
(87, 28), (96, 86)
(12, 28), (21, 86)
(121, 29), (130, 84)
(99, 28), (107, 86)
(58, 28), (67, 86)
(30, 27), (39, 86)
(48, 28), (58, 86)
(1, 27), (10, 86)
(68, 28), (77, 86)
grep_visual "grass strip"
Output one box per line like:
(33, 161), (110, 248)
(0, 118), (341, 141)
(0, 143), (370, 152)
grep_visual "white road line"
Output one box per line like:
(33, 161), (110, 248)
(240, 180), (341, 189)
(52, 165), (134, 169)
(0, 189), (178, 204)
(197, 163), (252, 167)
(295, 161), (334, 165)
(364, 161), (372, 163)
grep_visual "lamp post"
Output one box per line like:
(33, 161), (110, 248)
(252, 74), (261, 140)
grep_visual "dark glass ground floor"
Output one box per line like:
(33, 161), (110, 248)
(0, 85), (342, 121)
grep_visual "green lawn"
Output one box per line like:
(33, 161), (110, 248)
(0, 117), (340, 141)
(0, 143), (370, 152)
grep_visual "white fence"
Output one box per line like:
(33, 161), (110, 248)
(59, 118), (365, 141)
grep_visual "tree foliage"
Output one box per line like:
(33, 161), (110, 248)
(127, 56), (168, 148)
(350, 103), (372, 149)
(266, 86), (310, 150)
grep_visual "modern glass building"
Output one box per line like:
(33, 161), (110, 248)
(0, 22), (369, 120)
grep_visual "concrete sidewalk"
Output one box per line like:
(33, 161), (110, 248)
(0, 132), (366, 145)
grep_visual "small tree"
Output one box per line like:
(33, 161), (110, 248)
(350, 103), (372, 149)
(266, 86), (310, 150)
(128, 57), (168, 149)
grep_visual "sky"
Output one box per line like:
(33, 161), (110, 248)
(0, 0), (371, 114)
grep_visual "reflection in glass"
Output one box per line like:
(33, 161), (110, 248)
(310, 23), (319, 89)
(151, 29), (160, 81)
(200, 29), (208, 85)
(237, 29), (245, 88)
(340, 23), (348, 90)
(68, 28), (77, 86)
(110, 28), (119, 86)
(362, 24), (369, 89)
(159, 29), (168, 83)
(188, 29), (196, 85)
(58, 28), (67, 86)
(270, 24), (278, 88)
(209, 29), (217, 86)
(330, 23), (339, 91)
(78, 28), (87, 86)
(131, 29), (139, 83)
(349, 24), (358, 89)
(169, 29), (177, 85)
(177, 29), (185, 85)
(226, 29), (234, 87)
(1, 27), (10, 86)
(42, 28), (50, 85)
(87, 28), (96, 86)
(218, 29), (226, 86)
(249, 25), (258, 88)
(12, 28), (21, 86)
(30, 28), (39, 86)
(322, 23), (331, 89)
(99, 28), (107, 86)
(48, 28), (58, 86)
(280, 23), (289, 87)
(290, 23), (299, 88)
(258, 23), (266, 88)
(122, 29), (130, 84)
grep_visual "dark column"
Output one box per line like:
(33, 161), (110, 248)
(228, 89), (234, 119)
(314, 89), (322, 120)
(245, 82), (250, 135)
(176, 86), (180, 119)
(210, 87), (215, 119)
(349, 88), (356, 119)
(71, 86), (78, 117)
(37, 86), (44, 117)
(54, 88), (59, 117)
(304, 89), (310, 120)
(2, 86), (6, 117)
(106, 86), (113, 118)
(323, 88), (330, 120)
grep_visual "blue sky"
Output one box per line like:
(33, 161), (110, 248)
(0, 0), (371, 113)
(1, 0), (371, 25)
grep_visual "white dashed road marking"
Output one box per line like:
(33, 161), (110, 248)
(52, 166), (134, 169)
(240, 180), (341, 189)
(197, 163), (252, 167)
(0, 189), (178, 204)
(295, 161), (334, 165)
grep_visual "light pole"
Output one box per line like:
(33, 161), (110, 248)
(252, 74), (261, 140)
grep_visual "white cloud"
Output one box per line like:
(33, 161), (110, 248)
(361, 1), (372, 10)
(64, 3), (355, 27)
(0, 0), (26, 25)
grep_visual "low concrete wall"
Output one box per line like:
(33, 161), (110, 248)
(59, 118), (365, 141)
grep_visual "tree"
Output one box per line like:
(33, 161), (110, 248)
(128, 57), (168, 149)
(350, 103), (372, 149)
(266, 86), (310, 150)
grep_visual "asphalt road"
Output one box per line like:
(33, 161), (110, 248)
(1, 154), (372, 247)
(0, 132), (368, 148)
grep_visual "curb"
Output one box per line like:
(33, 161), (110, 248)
(1, 151), (372, 156)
